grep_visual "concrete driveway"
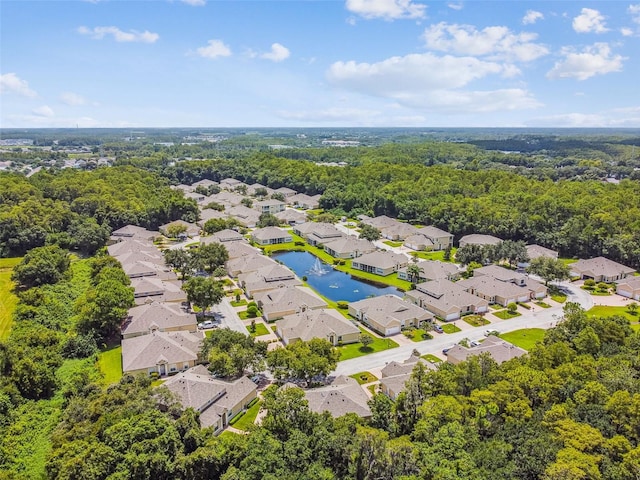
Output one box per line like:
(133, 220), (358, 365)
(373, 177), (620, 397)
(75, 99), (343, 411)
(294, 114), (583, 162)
(210, 296), (248, 335)
(333, 281), (592, 376)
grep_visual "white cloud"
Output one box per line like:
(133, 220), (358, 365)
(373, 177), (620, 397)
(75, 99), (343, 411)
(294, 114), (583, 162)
(261, 43), (290, 62)
(326, 53), (540, 113)
(345, 0), (426, 20)
(621, 27), (634, 36)
(32, 105), (55, 117)
(572, 8), (609, 33)
(422, 22), (548, 62)
(77, 26), (159, 43)
(526, 108), (640, 128)
(522, 10), (543, 25)
(181, 0), (206, 5)
(447, 2), (463, 11)
(60, 92), (87, 106)
(196, 39), (232, 59)
(547, 43), (624, 81)
(630, 4), (640, 23)
(0, 73), (37, 97)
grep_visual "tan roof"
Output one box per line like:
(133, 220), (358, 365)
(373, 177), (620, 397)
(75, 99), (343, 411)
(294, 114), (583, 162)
(459, 234), (502, 246)
(111, 225), (157, 239)
(254, 286), (327, 317)
(251, 227), (291, 242)
(349, 294), (433, 328)
(275, 209), (307, 222)
(526, 244), (558, 260)
(208, 229), (245, 243)
(572, 257), (635, 278)
(221, 241), (261, 260)
(408, 279), (489, 315)
(323, 236), (376, 256)
(616, 277), (640, 290)
(360, 215), (398, 229)
(398, 260), (459, 281)
(122, 331), (201, 372)
(457, 276), (526, 300)
(304, 376), (371, 418)
(107, 239), (159, 258)
(130, 277), (185, 303)
(227, 254), (277, 276)
(474, 265), (526, 283)
(121, 301), (196, 336)
(276, 308), (359, 344)
(417, 226), (452, 239)
(191, 179), (218, 188)
(446, 335), (526, 364)
(380, 222), (419, 239)
(352, 251), (408, 270)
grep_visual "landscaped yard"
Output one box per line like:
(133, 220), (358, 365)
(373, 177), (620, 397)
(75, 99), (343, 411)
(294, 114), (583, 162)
(442, 323), (461, 334)
(338, 329), (399, 361)
(349, 371), (378, 385)
(493, 310), (522, 320)
(499, 328), (545, 351)
(409, 248), (456, 263)
(463, 315), (491, 327)
(404, 328), (433, 342)
(248, 322), (270, 337)
(383, 240), (403, 248)
(239, 310), (262, 320)
(97, 345), (122, 385)
(231, 400), (261, 431)
(536, 301), (552, 308)
(230, 299), (247, 307)
(587, 305), (639, 322)
(422, 354), (443, 364)
(0, 257), (21, 340)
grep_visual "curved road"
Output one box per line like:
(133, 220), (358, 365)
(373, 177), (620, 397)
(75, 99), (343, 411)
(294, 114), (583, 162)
(333, 281), (593, 377)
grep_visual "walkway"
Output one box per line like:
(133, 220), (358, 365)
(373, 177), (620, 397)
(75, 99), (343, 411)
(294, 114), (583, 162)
(333, 281), (593, 377)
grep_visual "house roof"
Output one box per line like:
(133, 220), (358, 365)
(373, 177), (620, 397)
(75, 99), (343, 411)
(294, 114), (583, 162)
(474, 265), (526, 283)
(209, 191), (245, 206)
(616, 276), (640, 290)
(122, 260), (178, 281)
(227, 254), (277, 276)
(254, 286), (327, 316)
(403, 234), (435, 248)
(380, 353), (424, 378)
(526, 244), (558, 260)
(303, 376), (371, 418)
(398, 260), (459, 281)
(408, 279), (489, 315)
(275, 187), (297, 195)
(220, 241), (261, 260)
(459, 234), (502, 246)
(107, 240), (161, 259)
(208, 229), (245, 243)
(302, 222), (343, 240)
(275, 209), (307, 222)
(191, 179), (218, 188)
(198, 208), (227, 224)
(417, 226), (453, 239)
(111, 224), (157, 239)
(121, 330), (201, 372)
(159, 220), (199, 236)
(130, 277), (185, 303)
(288, 193), (319, 206)
(251, 226), (291, 242)
(254, 199), (285, 208)
(276, 308), (359, 343)
(360, 215), (398, 229)
(353, 251), (408, 270)
(349, 294), (432, 327)
(323, 236), (376, 256)
(446, 335), (526, 364)
(380, 222), (419, 239)
(458, 276), (527, 300)
(571, 256), (636, 278)
(122, 301), (196, 336)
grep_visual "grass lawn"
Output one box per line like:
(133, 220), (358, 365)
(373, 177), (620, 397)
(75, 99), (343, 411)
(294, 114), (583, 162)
(0, 257), (21, 341)
(349, 371), (378, 385)
(248, 322), (270, 337)
(97, 345), (122, 385)
(338, 329), (399, 361)
(631, 323), (640, 332)
(409, 248), (456, 263)
(219, 430), (241, 440)
(232, 400), (262, 431)
(493, 310), (522, 320)
(383, 240), (403, 248)
(367, 384), (378, 395)
(463, 315), (491, 327)
(536, 301), (552, 308)
(442, 323), (461, 334)
(550, 293), (567, 303)
(499, 328), (545, 351)
(422, 354), (443, 364)
(231, 299), (248, 307)
(559, 258), (578, 266)
(489, 303), (503, 310)
(404, 328), (433, 342)
(239, 311), (262, 320)
(340, 259), (411, 290)
(587, 305), (639, 322)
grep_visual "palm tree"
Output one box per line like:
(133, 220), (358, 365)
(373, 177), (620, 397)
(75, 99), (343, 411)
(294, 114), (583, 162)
(406, 263), (424, 284)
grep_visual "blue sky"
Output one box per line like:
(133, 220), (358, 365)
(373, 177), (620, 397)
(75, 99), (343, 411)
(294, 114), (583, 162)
(1, 0), (639, 128)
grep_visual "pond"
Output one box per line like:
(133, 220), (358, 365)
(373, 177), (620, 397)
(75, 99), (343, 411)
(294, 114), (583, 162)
(272, 251), (400, 303)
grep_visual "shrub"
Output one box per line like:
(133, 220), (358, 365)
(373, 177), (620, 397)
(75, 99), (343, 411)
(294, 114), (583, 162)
(584, 279), (596, 287)
(337, 301), (348, 310)
(294, 241), (305, 246)
(247, 306), (259, 318)
(507, 303), (518, 313)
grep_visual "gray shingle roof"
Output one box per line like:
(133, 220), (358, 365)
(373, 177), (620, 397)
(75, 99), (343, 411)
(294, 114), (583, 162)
(276, 308), (359, 344)
(304, 376), (371, 418)
(121, 301), (196, 337)
(122, 331), (202, 372)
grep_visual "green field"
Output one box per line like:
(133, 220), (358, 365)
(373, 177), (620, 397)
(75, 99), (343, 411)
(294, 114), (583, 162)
(0, 257), (21, 340)
(338, 329), (399, 360)
(499, 328), (545, 351)
(587, 305), (639, 322)
(97, 345), (123, 385)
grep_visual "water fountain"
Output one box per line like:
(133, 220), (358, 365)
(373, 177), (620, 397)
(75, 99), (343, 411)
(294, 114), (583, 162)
(308, 257), (329, 276)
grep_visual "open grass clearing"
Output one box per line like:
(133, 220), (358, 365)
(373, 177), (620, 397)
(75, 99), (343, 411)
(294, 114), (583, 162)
(350, 371), (378, 385)
(493, 310), (521, 320)
(0, 257), (21, 340)
(463, 315), (491, 327)
(97, 345), (123, 385)
(338, 328), (399, 361)
(587, 305), (639, 322)
(499, 328), (545, 351)
(442, 323), (461, 334)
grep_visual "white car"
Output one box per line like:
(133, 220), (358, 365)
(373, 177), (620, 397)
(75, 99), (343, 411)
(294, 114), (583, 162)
(198, 320), (216, 330)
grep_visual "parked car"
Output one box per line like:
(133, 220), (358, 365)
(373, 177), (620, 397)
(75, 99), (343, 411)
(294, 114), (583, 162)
(198, 320), (216, 330)
(442, 345), (456, 355)
(432, 324), (444, 334)
(484, 329), (500, 337)
(470, 340), (481, 347)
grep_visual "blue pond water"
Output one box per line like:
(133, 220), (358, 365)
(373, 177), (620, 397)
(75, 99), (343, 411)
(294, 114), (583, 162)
(272, 251), (400, 303)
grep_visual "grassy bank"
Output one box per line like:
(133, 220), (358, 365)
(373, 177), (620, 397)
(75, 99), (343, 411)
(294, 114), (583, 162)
(0, 257), (22, 340)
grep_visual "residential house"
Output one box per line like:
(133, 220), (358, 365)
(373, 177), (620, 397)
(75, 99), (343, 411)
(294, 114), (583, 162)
(202, 229), (246, 245)
(172, 184), (194, 193)
(274, 187), (297, 197)
(238, 264), (302, 298)
(130, 277), (186, 305)
(397, 260), (460, 283)
(247, 183), (273, 196)
(209, 191), (245, 206)
(616, 277), (640, 300)
(254, 286), (327, 321)
(121, 301), (197, 339)
(323, 236), (376, 259)
(107, 239), (161, 259)
(226, 205), (261, 228)
(294, 222), (343, 246)
(122, 260), (178, 281)
(405, 279), (489, 321)
(121, 330), (202, 376)
(222, 241), (261, 261)
(162, 365), (257, 433)
(226, 254), (277, 277)
(113, 250), (166, 269)
(191, 179), (218, 189)
(571, 257), (636, 282)
(302, 376), (371, 418)
(276, 308), (360, 345)
(458, 264), (547, 305)
(359, 215), (398, 231)
(288, 193), (321, 210)
(379, 354), (434, 400)
(159, 220), (200, 238)
(197, 208), (227, 228)
(219, 178), (243, 190)
(254, 199), (286, 215)
(110, 224), (158, 241)
(348, 294), (433, 336)
(380, 222), (419, 241)
(251, 226), (292, 246)
(458, 234), (502, 248)
(446, 335), (526, 365)
(404, 226), (453, 251)
(526, 244), (559, 261)
(184, 191), (206, 204)
(351, 251), (408, 276)
(275, 208), (307, 225)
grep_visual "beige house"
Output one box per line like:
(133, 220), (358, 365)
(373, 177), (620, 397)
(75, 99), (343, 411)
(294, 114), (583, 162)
(457, 276), (532, 306)
(571, 257), (636, 282)
(219, 178), (244, 190)
(446, 335), (526, 365)
(294, 222), (343, 246)
(276, 308), (360, 346)
(380, 222), (419, 241)
(107, 239), (161, 258)
(288, 193), (321, 210)
(254, 199), (286, 215)
(121, 301), (197, 339)
(247, 183), (273, 196)
(191, 179), (219, 190)
(458, 234), (502, 248)
(122, 260), (177, 281)
(275, 208), (307, 225)
(302, 376), (371, 418)
(348, 294), (433, 336)
(121, 330), (202, 376)
(379, 354), (434, 400)
(397, 260), (460, 283)
(130, 277), (186, 305)
(251, 226), (292, 246)
(226, 205), (260, 228)
(405, 279), (489, 321)
(254, 286), (327, 321)
(162, 365), (257, 434)
(274, 187), (297, 198)
(351, 251), (408, 276)
(197, 208), (227, 228)
(111, 224), (158, 241)
(616, 277), (640, 300)
(226, 253), (277, 277)
(323, 236), (376, 259)
(159, 220), (200, 238)
(238, 264), (302, 298)
(202, 229), (246, 245)
(114, 250), (165, 269)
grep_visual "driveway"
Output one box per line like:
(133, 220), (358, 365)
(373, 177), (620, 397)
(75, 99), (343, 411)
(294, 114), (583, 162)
(333, 281), (592, 376)
(210, 296), (248, 335)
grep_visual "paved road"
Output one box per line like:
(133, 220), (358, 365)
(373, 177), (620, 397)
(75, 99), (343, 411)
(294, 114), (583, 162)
(210, 296), (248, 335)
(333, 281), (593, 376)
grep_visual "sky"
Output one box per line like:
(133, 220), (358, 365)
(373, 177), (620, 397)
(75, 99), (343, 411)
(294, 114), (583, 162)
(1, 0), (640, 128)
